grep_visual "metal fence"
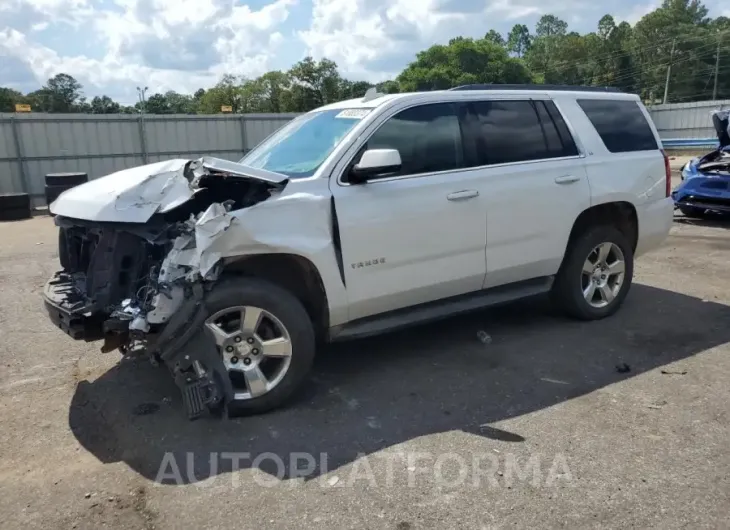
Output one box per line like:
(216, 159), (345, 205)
(3, 99), (730, 205)
(647, 99), (730, 142)
(0, 113), (299, 205)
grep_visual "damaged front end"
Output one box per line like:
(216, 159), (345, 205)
(673, 110), (730, 214)
(43, 157), (288, 417)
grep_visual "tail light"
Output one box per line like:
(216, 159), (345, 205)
(662, 150), (671, 197)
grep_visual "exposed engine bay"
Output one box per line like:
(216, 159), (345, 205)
(44, 157), (293, 417)
(674, 110), (730, 214)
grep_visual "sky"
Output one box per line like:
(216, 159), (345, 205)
(0, 0), (729, 104)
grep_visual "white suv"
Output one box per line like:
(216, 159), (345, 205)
(44, 85), (674, 418)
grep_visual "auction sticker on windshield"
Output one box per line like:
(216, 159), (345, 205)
(335, 109), (371, 119)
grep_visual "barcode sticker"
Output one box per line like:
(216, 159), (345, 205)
(335, 109), (371, 119)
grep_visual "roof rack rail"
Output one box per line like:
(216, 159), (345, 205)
(448, 84), (623, 93)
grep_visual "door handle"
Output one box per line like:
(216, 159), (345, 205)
(555, 175), (580, 184)
(447, 190), (479, 201)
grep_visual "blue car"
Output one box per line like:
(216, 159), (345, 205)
(673, 109), (730, 217)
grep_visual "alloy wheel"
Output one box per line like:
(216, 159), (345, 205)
(204, 305), (293, 400)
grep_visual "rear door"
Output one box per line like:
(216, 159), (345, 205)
(460, 98), (592, 288)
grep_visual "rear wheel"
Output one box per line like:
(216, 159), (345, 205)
(552, 225), (634, 320)
(201, 278), (315, 416)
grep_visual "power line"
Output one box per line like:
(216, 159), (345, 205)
(527, 28), (730, 81)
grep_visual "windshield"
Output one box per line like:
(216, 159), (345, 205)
(238, 108), (372, 179)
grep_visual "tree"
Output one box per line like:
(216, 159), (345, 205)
(25, 89), (53, 112)
(199, 75), (243, 113)
(0, 87), (24, 112)
(535, 14), (568, 37)
(376, 80), (400, 94)
(632, 0), (713, 102)
(397, 37), (533, 92)
(507, 24), (532, 57)
(597, 14), (616, 40)
(287, 57), (342, 110)
(256, 71), (290, 112)
(164, 91), (197, 113)
(90, 95), (120, 114)
(484, 30), (506, 47)
(144, 93), (171, 114)
(43, 73), (83, 112)
(347, 80), (374, 98)
(526, 15), (570, 82)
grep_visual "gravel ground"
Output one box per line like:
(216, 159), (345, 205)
(1, 171), (729, 529)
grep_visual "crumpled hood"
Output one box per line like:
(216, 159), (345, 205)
(48, 157), (287, 223)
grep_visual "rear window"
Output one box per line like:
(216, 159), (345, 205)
(467, 100), (578, 166)
(467, 100), (578, 165)
(577, 99), (658, 153)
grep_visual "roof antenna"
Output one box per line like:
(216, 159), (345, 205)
(362, 87), (384, 103)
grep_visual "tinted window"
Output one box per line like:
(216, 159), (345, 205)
(362, 103), (463, 177)
(537, 101), (579, 157)
(577, 99), (658, 153)
(467, 100), (576, 166)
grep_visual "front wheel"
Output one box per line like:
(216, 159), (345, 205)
(201, 277), (316, 416)
(552, 225), (634, 320)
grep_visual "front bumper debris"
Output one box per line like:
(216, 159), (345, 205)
(43, 272), (104, 341)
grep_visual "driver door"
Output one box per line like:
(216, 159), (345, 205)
(330, 102), (489, 321)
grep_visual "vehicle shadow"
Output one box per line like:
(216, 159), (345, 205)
(68, 284), (730, 484)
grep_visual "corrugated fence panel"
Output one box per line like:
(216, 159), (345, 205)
(0, 161), (22, 195)
(243, 114), (298, 151)
(647, 100), (730, 139)
(0, 119), (23, 194)
(0, 119), (18, 159)
(145, 115), (246, 157)
(0, 112), (301, 203)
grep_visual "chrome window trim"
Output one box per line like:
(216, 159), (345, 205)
(334, 97), (587, 187)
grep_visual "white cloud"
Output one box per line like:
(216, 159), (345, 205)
(619, 2), (660, 25)
(1, 0), (297, 103)
(1, 0), (730, 102)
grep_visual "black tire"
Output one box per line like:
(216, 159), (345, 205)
(45, 184), (72, 206)
(45, 172), (88, 186)
(0, 206), (32, 221)
(0, 192), (30, 210)
(678, 205), (708, 218)
(203, 277), (316, 416)
(552, 225), (634, 320)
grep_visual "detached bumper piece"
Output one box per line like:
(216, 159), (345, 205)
(174, 364), (224, 420)
(43, 272), (104, 341)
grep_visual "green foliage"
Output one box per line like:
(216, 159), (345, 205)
(91, 95), (120, 114)
(507, 24), (532, 57)
(4, 2), (730, 113)
(397, 37), (533, 91)
(0, 87), (24, 112)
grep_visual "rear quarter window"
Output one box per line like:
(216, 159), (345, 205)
(577, 99), (658, 153)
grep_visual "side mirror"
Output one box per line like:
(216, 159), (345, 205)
(349, 149), (402, 184)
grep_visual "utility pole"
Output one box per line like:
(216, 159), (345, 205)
(136, 86), (148, 113)
(713, 34), (722, 100)
(663, 39), (676, 104)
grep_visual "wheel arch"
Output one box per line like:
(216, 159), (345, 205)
(567, 201), (638, 252)
(221, 253), (329, 338)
